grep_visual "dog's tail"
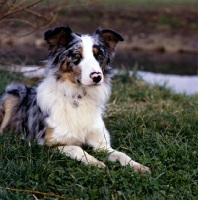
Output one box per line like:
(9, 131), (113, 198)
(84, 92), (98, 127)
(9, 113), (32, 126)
(0, 83), (27, 134)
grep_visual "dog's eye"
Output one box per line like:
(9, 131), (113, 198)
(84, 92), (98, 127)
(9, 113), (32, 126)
(71, 53), (82, 65)
(98, 54), (104, 60)
(72, 53), (81, 59)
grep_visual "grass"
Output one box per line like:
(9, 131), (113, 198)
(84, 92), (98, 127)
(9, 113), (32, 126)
(158, 16), (182, 29)
(97, 0), (198, 8)
(36, 0), (198, 10)
(0, 70), (198, 199)
(66, 0), (198, 5)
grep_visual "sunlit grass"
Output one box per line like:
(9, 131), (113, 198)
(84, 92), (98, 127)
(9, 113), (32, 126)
(0, 71), (198, 199)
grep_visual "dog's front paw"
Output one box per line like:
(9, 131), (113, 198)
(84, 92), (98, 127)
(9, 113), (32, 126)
(107, 150), (151, 174)
(132, 163), (151, 174)
(96, 160), (106, 168)
(88, 156), (106, 168)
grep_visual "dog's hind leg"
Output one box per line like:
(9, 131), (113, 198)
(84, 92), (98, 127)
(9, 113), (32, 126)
(58, 145), (106, 168)
(0, 96), (18, 134)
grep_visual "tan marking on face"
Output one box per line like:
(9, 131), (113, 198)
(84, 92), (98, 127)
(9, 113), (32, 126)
(0, 96), (18, 134)
(60, 73), (76, 83)
(60, 61), (72, 73)
(59, 61), (82, 84)
(59, 61), (75, 83)
(79, 47), (83, 55)
(93, 47), (99, 55)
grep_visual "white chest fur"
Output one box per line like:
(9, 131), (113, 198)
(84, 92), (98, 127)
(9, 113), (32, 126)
(37, 77), (111, 145)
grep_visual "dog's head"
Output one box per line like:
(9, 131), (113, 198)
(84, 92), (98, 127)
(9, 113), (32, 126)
(44, 26), (124, 86)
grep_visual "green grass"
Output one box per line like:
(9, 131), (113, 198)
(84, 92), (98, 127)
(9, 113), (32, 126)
(0, 71), (198, 199)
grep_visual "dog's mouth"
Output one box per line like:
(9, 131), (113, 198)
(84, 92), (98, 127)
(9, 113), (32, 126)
(77, 79), (81, 85)
(77, 79), (101, 87)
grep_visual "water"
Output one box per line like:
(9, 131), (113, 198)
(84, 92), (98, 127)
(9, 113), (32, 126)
(113, 50), (198, 75)
(130, 70), (198, 95)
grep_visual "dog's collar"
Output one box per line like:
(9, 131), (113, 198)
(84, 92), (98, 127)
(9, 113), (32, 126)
(76, 91), (87, 99)
(64, 91), (87, 108)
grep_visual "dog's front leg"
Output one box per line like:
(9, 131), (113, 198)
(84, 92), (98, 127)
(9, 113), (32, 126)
(107, 148), (151, 174)
(87, 128), (151, 174)
(58, 145), (106, 168)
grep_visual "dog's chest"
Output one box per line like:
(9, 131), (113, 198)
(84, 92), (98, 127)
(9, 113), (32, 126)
(37, 78), (108, 145)
(44, 92), (103, 144)
(64, 94), (102, 129)
(65, 92), (87, 109)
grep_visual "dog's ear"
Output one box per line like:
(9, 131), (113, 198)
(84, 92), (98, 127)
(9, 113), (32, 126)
(95, 28), (124, 52)
(44, 26), (74, 51)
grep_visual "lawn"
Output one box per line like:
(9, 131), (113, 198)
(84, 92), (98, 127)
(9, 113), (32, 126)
(0, 70), (197, 199)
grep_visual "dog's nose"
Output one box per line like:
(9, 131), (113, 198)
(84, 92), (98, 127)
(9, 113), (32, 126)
(90, 72), (102, 83)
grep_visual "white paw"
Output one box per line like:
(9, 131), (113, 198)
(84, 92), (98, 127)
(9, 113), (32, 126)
(82, 156), (106, 168)
(95, 160), (106, 168)
(87, 156), (106, 168)
(132, 163), (151, 174)
(108, 150), (151, 174)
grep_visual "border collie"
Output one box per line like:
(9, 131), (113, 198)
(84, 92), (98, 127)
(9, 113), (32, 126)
(0, 26), (150, 173)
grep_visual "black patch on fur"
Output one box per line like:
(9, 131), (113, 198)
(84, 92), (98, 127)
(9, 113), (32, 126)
(53, 54), (61, 65)
(44, 26), (74, 51)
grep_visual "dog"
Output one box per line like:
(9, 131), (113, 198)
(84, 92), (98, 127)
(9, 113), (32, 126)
(0, 26), (150, 174)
